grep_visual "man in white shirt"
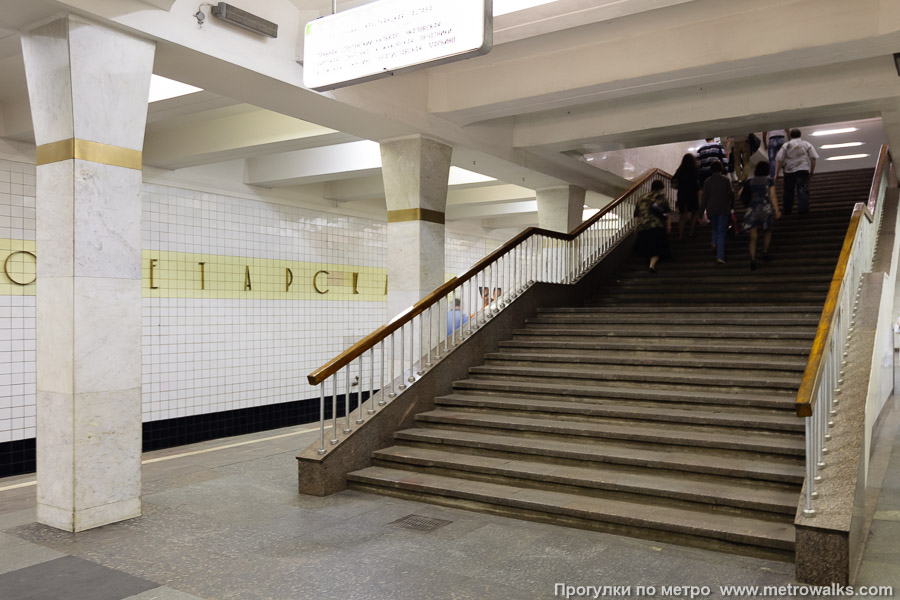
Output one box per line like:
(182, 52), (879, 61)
(775, 129), (819, 215)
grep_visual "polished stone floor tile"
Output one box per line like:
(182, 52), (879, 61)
(123, 587), (206, 600)
(0, 555), (158, 600)
(0, 531), (65, 576)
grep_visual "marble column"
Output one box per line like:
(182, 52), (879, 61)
(380, 136), (452, 319)
(21, 16), (154, 532)
(537, 185), (586, 233)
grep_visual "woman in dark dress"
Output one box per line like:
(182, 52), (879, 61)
(740, 160), (782, 270)
(672, 153), (700, 240)
(634, 180), (672, 273)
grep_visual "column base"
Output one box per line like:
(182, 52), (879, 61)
(38, 496), (141, 532)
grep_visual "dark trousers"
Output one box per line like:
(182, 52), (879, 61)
(710, 214), (728, 260)
(783, 170), (810, 214)
(768, 136), (785, 177)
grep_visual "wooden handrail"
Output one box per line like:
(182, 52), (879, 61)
(795, 146), (891, 417)
(307, 167), (672, 385)
(867, 145), (891, 214)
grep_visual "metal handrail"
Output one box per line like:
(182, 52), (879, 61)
(307, 168), (671, 386)
(306, 167), (674, 455)
(796, 145), (892, 516)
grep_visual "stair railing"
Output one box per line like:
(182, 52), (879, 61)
(796, 145), (892, 516)
(307, 169), (674, 455)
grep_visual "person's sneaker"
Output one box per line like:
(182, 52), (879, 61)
(716, 258), (727, 264)
(648, 267), (658, 274)
(762, 252), (771, 262)
(750, 259), (758, 271)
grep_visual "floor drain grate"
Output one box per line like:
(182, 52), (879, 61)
(390, 514), (452, 531)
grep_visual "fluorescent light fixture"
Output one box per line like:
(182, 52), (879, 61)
(586, 157), (595, 162)
(448, 167), (496, 186)
(149, 75), (203, 103)
(826, 154), (870, 161)
(811, 127), (858, 137)
(494, 0), (560, 17)
(821, 142), (863, 149)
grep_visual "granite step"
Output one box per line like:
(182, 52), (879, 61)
(435, 394), (803, 432)
(393, 428), (805, 483)
(346, 468), (796, 555)
(538, 305), (822, 314)
(499, 338), (811, 356)
(414, 410), (805, 456)
(484, 350), (807, 372)
(525, 313), (820, 326)
(512, 326), (815, 340)
(371, 446), (799, 514)
(468, 364), (802, 390)
(452, 378), (796, 409)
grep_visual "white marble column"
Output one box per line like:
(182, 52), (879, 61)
(21, 16), (154, 532)
(380, 136), (452, 319)
(537, 185), (586, 233)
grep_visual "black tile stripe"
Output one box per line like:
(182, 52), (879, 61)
(0, 391), (374, 478)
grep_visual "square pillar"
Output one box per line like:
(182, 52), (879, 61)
(21, 16), (155, 532)
(380, 136), (452, 319)
(537, 185), (585, 233)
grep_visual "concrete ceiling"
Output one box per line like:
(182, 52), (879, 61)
(0, 0), (898, 231)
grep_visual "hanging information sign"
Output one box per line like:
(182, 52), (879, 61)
(303, 0), (492, 91)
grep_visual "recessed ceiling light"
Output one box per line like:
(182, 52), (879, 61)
(821, 142), (863, 149)
(811, 127), (858, 137)
(825, 154), (870, 161)
(494, 0), (560, 17)
(448, 167), (496, 185)
(149, 75), (203, 103)
(586, 157), (595, 162)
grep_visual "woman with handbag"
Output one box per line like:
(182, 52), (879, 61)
(740, 160), (782, 270)
(672, 153), (700, 240)
(633, 179), (672, 273)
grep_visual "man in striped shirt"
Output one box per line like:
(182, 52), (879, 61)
(697, 138), (730, 185)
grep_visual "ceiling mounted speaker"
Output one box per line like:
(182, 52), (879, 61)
(211, 3), (278, 38)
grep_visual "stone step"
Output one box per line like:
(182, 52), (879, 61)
(436, 393), (803, 432)
(468, 364), (802, 390)
(526, 314), (820, 326)
(371, 446), (799, 514)
(538, 305), (823, 314)
(452, 378), (795, 409)
(393, 428), (805, 483)
(513, 325), (815, 340)
(347, 468), (796, 555)
(415, 410), (805, 456)
(499, 338), (811, 356)
(484, 350), (807, 372)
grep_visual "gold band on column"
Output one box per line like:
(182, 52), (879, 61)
(36, 138), (142, 171)
(386, 208), (445, 224)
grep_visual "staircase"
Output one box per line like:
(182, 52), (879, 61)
(347, 168), (873, 560)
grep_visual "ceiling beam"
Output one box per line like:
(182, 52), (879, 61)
(513, 56), (900, 153)
(245, 140), (382, 187)
(428, 0), (900, 126)
(144, 106), (356, 169)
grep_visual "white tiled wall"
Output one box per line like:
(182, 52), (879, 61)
(0, 159), (36, 443)
(0, 170), (517, 438)
(142, 184), (388, 422)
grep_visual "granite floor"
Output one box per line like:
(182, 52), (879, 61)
(0, 418), (898, 600)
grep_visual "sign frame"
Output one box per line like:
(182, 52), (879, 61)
(303, 0), (493, 92)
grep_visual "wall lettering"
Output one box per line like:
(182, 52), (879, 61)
(313, 270), (329, 294)
(286, 268), (294, 292)
(244, 266), (252, 291)
(3, 250), (36, 286)
(149, 258), (159, 289)
(198, 262), (206, 290)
